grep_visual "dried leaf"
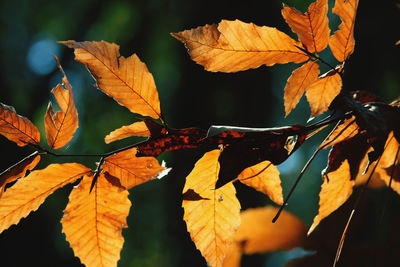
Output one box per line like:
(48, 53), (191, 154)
(0, 152), (41, 198)
(329, 0), (359, 62)
(60, 40), (161, 119)
(102, 147), (168, 189)
(319, 116), (360, 149)
(0, 103), (40, 146)
(238, 161), (283, 205)
(281, 0), (330, 53)
(182, 150), (241, 267)
(284, 61), (320, 116)
(308, 160), (354, 234)
(45, 61), (79, 149)
(172, 19), (308, 72)
(62, 174), (131, 267)
(305, 69), (342, 117)
(105, 121), (150, 144)
(0, 163), (90, 234)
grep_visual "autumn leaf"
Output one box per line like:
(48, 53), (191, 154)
(319, 116), (360, 149)
(62, 174), (131, 267)
(308, 160), (354, 235)
(105, 121), (150, 144)
(45, 58), (79, 149)
(237, 161), (283, 205)
(102, 147), (169, 190)
(0, 102), (40, 146)
(305, 68), (342, 117)
(0, 163), (90, 234)
(281, 0), (330, 53)
(182, 150), (241, 267)
(329, 0), (359, 62)
(60, 40), (162, 119)
(0, 152), (40, 198)
(284, 61), (320, 116)
(172, 19), (308, 72)
(223, 206), (307, 267)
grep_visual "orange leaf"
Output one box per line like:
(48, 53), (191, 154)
(45, 60), (79, 149)
(0, 103), (40, 146)
(62, 174), (131, 267)
(0, 163), (90, 234)
(172, 19), (308, 72)
(102, 147), (169, 190)
(0, 152), (41, 198)
(308, 160), (354, 234)
(281, 0), (330, 53)
(238, 161), (283, 205)
(284, 61), (320, 116)
(329, 0), (359, 62)
(60, 40), (162, 119)
(182, 150), (241, 267)
(319, 116), (360, 149)
(105, 121), (150, 144)
(305, 69), (342, 117)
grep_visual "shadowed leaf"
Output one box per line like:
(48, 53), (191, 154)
(0, 103), (40, 146)
(183, 150), (241, 267)
(62, 174), (131, 267)
(172, 19), (308, 72)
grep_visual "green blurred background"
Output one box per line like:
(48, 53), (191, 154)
(0, 0), (399, 266)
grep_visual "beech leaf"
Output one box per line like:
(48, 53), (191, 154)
(105, 121), (150, 144)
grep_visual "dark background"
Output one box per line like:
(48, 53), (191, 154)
(0, 0), (399, 266)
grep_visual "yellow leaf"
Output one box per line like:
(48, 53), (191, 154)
(305, 69), (342, 117)
(284, 61), (320, 116)
(60, 40), (162, 119)
(62, 174), (131, 267)
(329, 0), (359, 62)
(105, 121), (150, 144)
(281, 0), (330, 53)
(172, 19), (308, 72)
(182, 150), (241, 267)
(238, 161), (283, 205)
(102, 147), (168, 189)
(308, 160), (354, 234)
(45, 60), (79, 149)
(0, 163), (90, 234)
(0, 102), (40, 146)
(0, 152), (41, 198)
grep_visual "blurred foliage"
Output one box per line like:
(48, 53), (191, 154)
(0, 0), (399, 266)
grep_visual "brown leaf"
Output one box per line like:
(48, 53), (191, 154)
(102, 147), (168, 190)
(172, 19), (308, 72)
(305, 69), (342, 117)
(329, 0), (359, 62)
(62, 174), (131, 267)
(0, 163), (90, 234)
(238, 161), (283, 205)
(281, 0), (330, 53)
(45, 60), (79, 149)
(0, 152), (41, 198)
(284, 61), (320, 116)
(0, 103), (40, 146)
(308, 160), (354, 234)
(60, 40), (162, 119)
(105, 121), (150, 144)
(182, 150), (241, 267)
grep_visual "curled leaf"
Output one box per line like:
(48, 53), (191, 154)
(105, 121), (150, 144)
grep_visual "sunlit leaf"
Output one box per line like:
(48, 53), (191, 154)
(329, 0), (359, 62)
(284, 61), (319, 116)
(308, 160), (354, 234)
(62, 174), (131, 267)
(238, 161), (283, 205)
(172, 19), (308, 72)
(0, 103), (40, 146)
(182, 150), (241, 267)
(45, 60), (79, 149)
(319, 116), (360, 149)
(281, 0), (330, 53)
(60, 40), (162, 119)
(0, 163), (90, 234)
(105, 121), (150, 144)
